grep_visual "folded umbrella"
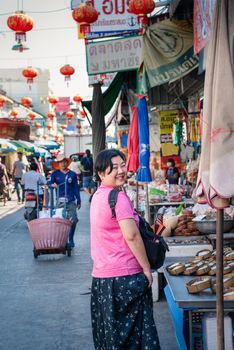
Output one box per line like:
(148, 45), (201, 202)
(127, 106), (139, 173)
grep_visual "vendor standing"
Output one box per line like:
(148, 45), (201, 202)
(49, 154), (81, 248)
(165, 158), (180, 185)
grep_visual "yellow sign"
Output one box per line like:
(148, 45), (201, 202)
(160, 110), (179, 135)
(161, 143), (179, 157)
(78, 24), (85, 39)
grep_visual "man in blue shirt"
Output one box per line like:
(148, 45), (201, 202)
(49, 154), (81, 248)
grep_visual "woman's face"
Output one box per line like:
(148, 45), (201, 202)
(99, 155), (127, 187)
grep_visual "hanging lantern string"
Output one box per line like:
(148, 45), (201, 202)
(0, 6), (70, 16)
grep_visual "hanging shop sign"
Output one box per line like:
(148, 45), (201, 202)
(86, 35), (142, 75)
(71, 0), (139, 36)
(141, 19), (199, 89)
(160, 110), (179, 157)
(193, 0), (216, 54)
(56, 97), (71, 113)
(88, 72), (117, 87)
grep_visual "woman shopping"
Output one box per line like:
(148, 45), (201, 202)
(90, 149), (160, 350)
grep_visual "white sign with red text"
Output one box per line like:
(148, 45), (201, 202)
(71, 0), (139, 34)
(88, 72), (117, 87)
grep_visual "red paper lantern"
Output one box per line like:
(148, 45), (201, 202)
(22, 67), (38, 89)
(60, 64), (75, 84)
(47, 111), (56, 120)
(73, 95), (83, 104)
(66, 111), (74, 120)
(46, 124), (53, 131)
(128, 0), (155, 28)
(7, 11), (34, 52)
(72, 1), (100, 34)
(21, 96), (32, 107)
(34, 122), (41, 129)
(28, 111), (36, 121)
(48, 96), (59, 106)
(80, 110), (86, 118)
(0, 95), (7, 109)
(10, 109), (18, 119)
(61, 124), (67, 130)
(76, 124), (81, 129)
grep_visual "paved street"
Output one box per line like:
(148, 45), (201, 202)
(0, 193), (178, 350)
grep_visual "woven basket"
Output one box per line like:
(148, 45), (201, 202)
(211, 276), (234, 294)
(224, 287), (234, 300)
(186, 277), (211, 294)
(167, 263), (185, 275)
(27, 218), (72, 250)
(183, 264), (199, 276)
(196, 249), (212, 260)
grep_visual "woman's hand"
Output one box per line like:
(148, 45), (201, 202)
(143, 269), (153, 288)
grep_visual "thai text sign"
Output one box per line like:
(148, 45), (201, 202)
(160, 110), (179, 137)
(86, 36), (142, 75)
(160, 110), (180, 157)
(71, 0), (139, 35)
(141, 20), (199, 89)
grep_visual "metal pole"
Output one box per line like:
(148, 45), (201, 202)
(64, 177), (67, 216)
(145, 183), (150, 223)
(216, 209), (224, 350)
(36, 181), (39, 219)
(50, 187), (54, 218)
(136, 180), (139, 211)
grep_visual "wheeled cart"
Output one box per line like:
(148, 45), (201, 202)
(27, 181), (72, 258)
(27, 217), (72, 258)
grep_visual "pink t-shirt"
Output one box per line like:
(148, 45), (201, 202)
(90, 185), (142, 278)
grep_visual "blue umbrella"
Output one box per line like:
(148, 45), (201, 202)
(136, 96), (152, 183)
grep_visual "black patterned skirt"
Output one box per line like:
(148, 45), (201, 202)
(91, 272), (161, 350)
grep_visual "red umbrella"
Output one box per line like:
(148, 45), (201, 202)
(127, 106), (139, 172)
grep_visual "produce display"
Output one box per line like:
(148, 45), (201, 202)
(174, 209), (199, 236)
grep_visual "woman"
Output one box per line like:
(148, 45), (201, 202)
(90, 149), (160, 350)
(165, 158), (180, 185)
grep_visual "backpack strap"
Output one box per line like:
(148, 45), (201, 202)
(108, 188), (121, 218)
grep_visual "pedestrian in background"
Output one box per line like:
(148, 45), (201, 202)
(49, 154), (81, 248)
(21, 162), (47, 200)
(0, 157), (10, 205)
(81, 149), (95, 196)
(90, 149), (160, 350)
(12, 151), (28, 204)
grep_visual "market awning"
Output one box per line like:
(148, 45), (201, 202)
(82, 72), (124, 117)
(10, 140), (34, 153)
(34, 140), (60, 150)
(0, 139), (18, 153)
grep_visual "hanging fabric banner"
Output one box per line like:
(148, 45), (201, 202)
(141, 19), (199, 91)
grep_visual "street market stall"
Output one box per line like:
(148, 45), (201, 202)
(163, 254), (234, 350)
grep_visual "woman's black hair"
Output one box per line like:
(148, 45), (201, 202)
(94, 149), (126, 182)
(30, 162), (38, 171)
(167, 158), (175, 166)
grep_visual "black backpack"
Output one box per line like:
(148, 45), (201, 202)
(82, 156), (93, 172)
(108, 188), (169, 270)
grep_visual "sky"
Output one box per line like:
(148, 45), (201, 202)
(0, 0), (92, 98)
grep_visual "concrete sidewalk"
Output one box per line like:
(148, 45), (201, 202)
(0, 193), (24, 219)
(0, 192), (178, 350)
